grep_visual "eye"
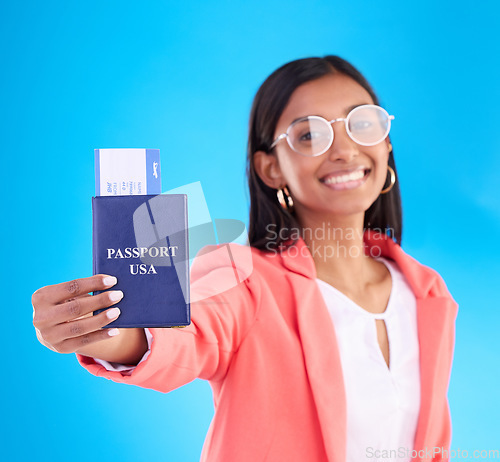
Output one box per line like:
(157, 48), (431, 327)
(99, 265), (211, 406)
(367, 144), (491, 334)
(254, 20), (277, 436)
(298, 130), (324, 142)
(289, 117), (330, 148)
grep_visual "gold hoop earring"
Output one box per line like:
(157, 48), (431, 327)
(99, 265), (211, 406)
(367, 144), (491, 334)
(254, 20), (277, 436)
(277, 186), (294, 212)
(380, 166), (396, 194)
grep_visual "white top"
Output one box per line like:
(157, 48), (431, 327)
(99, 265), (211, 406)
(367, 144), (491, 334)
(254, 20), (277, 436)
(94, 328), (153, 375)
(95, 257), (420, 460)
(315, 257), (420, 462)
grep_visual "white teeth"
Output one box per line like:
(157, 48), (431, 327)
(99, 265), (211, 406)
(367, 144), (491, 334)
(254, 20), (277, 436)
(324, 170), (365, 185)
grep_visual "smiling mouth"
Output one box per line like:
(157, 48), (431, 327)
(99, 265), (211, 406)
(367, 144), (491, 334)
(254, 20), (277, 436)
(321, 168), (371, 186)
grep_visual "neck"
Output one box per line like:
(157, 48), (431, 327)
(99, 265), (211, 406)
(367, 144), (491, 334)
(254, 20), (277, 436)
(297, 212), (373, 289)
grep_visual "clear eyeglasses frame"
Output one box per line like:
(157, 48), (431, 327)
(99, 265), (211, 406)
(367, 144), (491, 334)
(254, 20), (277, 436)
(269, 104), (395, 157)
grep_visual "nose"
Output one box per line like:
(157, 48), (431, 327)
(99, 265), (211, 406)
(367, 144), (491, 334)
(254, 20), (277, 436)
(327, 120), (358, 162)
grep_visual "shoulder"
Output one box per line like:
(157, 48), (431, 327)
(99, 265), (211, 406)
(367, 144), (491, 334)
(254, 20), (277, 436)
(191, 243), (284, 279)
(386, 243), (456, 306)
(365, 231), (456, 302)
(190, 243), (288, 302)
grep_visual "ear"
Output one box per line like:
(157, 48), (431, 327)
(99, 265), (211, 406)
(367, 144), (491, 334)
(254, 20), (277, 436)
(385, 137), (393, 153)
(253, 151), (285, 189)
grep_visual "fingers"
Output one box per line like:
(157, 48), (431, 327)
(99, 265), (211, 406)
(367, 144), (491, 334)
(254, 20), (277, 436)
(35, 289), (124, 327)
(32, 274), (125, 355)
(68, 294), (93, 320)
(57, 328), (121, 354)
(45, 308), (122, 354)
(32, 274), (118, 307)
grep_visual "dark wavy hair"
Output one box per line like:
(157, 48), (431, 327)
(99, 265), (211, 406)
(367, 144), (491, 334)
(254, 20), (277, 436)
(246, 55), (402, 250)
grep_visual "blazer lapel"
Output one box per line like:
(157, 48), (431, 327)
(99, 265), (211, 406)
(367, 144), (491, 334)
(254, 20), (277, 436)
(280, 241), (347, 462)
(291, 271), (347, 462)
(412, 296), (456, 453)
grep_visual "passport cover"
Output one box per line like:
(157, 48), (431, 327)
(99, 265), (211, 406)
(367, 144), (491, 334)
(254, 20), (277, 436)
(92, 194), (190, 328)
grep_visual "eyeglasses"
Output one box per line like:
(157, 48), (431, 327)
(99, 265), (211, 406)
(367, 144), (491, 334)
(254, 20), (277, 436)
(269, 104), (395, 157)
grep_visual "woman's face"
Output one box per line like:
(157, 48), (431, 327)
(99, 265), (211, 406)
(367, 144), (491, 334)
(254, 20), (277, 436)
(262, 73), (391, 224)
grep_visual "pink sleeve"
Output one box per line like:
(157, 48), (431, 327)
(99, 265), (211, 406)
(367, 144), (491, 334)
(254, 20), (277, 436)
(76, 244), (260, 393)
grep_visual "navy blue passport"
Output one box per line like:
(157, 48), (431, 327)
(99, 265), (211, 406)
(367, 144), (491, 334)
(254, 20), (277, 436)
(92, 194), (190, 328)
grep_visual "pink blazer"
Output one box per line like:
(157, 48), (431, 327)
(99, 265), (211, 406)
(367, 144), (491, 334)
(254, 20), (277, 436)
(77, 231), (458, 462)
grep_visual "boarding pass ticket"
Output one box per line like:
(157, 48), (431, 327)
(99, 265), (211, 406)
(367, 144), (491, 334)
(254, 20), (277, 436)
(95, 148), (161, 196)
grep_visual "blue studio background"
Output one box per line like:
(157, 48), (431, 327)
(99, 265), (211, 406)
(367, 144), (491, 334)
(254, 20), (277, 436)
(2, 1), (499, 461)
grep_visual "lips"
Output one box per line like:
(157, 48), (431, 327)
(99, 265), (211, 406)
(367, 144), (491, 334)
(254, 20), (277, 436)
(320, 168), (370, 185)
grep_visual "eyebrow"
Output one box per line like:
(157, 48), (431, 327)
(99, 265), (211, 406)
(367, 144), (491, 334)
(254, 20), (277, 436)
(289, 103), (370, 125)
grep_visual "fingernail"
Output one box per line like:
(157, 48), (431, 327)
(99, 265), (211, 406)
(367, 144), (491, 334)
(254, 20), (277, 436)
(108, 328), (120, 337)
(103, 276), (117, 287)
(106, 307), (121, 319)
(109, 290), (123, 302)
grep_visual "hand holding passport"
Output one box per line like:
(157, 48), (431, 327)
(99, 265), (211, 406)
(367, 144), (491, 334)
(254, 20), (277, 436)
(92, 149), (191, 328)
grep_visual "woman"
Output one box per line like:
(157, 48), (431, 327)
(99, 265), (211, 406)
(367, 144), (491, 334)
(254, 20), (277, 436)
(32, 56), (458, 462)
